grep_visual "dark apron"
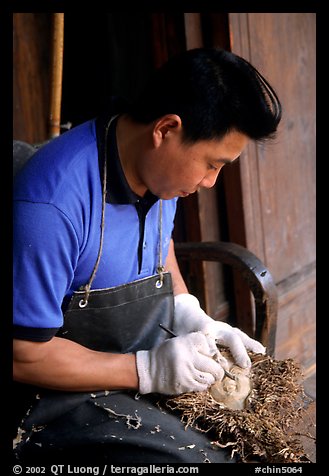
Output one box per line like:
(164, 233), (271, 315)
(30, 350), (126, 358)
(57, 271), (174, 353)
(13, 116), (235, 464)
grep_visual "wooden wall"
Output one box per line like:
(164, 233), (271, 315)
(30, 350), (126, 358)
(13, 13), (52, 143)
(227, 13), (316, 376)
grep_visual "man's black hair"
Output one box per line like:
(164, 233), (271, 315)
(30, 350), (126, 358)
(128, 48), (282, 143)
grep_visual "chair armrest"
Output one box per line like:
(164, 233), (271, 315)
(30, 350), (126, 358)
(174, 241), (278, 356)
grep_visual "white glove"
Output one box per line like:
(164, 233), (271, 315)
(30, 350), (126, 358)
(136, 331), (225, 395)
(173, 293), (266, 368)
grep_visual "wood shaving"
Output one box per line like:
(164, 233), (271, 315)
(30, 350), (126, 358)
(161, 349), (312, 463)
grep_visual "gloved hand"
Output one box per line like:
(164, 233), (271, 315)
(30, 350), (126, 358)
(136, 331), (225, 395)
(173, 293), (266, 368)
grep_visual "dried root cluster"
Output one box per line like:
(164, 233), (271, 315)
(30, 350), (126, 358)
(163, 351), (312, 463)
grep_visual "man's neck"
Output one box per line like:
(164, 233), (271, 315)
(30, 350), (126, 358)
(116, 114), (148, 198)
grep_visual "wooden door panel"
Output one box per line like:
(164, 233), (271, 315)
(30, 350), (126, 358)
(228, 13), (316, 373)
(247, 13), (316, 280)
(275, 264), (316, 377)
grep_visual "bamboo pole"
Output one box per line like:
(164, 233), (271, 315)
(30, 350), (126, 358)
(48, 13), (64, 138)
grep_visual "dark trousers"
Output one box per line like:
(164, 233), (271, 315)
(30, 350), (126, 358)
(14, 390), (237, 464)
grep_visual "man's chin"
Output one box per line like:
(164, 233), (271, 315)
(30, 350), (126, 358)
(156, 191), (193, 200)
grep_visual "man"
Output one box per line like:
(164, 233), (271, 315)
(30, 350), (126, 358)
(13, 48), (282, 463)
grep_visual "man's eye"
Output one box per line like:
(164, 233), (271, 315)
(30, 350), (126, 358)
(208, 164), (218, 171)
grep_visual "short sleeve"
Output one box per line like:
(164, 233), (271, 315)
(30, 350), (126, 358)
(13, 200), (80, 341)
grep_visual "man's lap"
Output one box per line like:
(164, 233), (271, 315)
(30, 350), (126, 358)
(14, 390), (236, 464)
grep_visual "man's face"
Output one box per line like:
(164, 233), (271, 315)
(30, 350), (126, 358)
(142, 127), (250, 200)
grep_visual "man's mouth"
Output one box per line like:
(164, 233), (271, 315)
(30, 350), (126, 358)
(180, 190), (196, 197)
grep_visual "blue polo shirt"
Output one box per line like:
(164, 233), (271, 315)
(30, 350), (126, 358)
(13, 114), (178, 341)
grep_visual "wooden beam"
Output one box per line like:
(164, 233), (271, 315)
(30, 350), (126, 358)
(49, 13), (64, 138)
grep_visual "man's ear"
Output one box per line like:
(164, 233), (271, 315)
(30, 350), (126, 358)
(153, 114), (182, 148)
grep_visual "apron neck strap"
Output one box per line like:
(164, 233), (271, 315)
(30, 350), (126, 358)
(156, 198), (165, 287)
(81, 116), (164, 304)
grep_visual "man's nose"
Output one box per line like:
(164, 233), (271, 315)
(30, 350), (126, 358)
(199, 170), (221, 189)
